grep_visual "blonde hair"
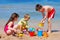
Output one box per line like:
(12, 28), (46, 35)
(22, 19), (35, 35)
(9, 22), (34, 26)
(24, 14), (30, 18)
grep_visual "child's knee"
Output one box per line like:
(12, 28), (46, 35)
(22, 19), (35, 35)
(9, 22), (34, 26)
(48, 19), (51, 23)
(7, 30), (12, 35)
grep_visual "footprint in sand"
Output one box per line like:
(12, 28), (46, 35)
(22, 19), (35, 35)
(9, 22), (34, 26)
(0, 34), (6, 39)
(0, 36), (1, 38)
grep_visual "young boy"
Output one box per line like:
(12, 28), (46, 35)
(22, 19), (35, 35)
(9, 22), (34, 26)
(17, 14), (30, 33)
(35, 4), (55, 33)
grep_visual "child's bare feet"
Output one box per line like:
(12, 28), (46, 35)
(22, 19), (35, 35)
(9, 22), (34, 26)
(47, 31), (51, 34)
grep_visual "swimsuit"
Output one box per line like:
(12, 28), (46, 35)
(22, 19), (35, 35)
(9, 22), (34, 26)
(4, 24), (14, 34)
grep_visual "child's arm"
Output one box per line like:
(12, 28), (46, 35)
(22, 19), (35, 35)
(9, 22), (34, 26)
(42, 12), (45, 18)
(17, 21), (23, 33)
(42, 8), (51, 21)
(41, 12), (48, 23)
(19, 25), (22, 31)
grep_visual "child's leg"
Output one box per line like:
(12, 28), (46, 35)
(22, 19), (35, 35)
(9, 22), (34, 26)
(48, 19), (52, 33)
(47, 8), (55, 33)
(13, 25), (20, 33)
(6, 30), (13, 35)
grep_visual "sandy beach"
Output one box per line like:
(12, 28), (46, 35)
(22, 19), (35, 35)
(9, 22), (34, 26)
(0, 0), (60, 40)
(0, 19), (60, 40)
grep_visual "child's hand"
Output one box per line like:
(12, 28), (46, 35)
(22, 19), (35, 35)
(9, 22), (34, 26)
(20, 31), (23, 33)
(13, 29), (17, 32)
(40, 20), (45, 24)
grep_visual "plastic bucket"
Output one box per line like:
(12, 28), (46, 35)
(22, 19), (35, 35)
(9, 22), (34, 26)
(37, 30), (43, 37)
(29, 32), (35, 37)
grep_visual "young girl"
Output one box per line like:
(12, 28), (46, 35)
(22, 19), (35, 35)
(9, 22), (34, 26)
(4, 13), (19, 35)
(35, 4), (55, 33)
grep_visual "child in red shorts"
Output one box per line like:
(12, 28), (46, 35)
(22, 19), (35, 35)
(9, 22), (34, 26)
(35, 4), (55, 33)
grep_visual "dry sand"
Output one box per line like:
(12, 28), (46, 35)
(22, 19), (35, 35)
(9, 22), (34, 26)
(0, 32), (60, 40)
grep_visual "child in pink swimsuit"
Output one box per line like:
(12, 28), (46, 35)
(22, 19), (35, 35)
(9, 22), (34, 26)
(36, 4), (55, 33)
(4, 23), (14, 34)
(4, 13), (19, 35)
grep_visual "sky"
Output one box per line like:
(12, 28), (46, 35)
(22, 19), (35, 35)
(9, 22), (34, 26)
(0, 0), (60, 4)
(0, 0), (43, 4)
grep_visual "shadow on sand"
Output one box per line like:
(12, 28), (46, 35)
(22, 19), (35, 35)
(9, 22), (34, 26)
(52, 30), (60, 32)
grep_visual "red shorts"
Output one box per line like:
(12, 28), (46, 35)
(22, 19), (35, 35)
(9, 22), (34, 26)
(48, 8), (55, 19)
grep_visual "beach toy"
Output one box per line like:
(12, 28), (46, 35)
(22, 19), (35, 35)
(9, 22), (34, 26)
(18, 33), (23, 37)
(38, 23), (44, 27)
(28, 28), (35, 32)
(28, 28), (32, 32)
(43, 32), (48, 38)
(23, 29), (26, 32)
(29, 32), (35, 37)
(23, 29), (28, 34)
(37, 30), (43, 37)
(22, 27), (25, 29)
(32, 28), (35, 31)
(22, 27), (26, 30)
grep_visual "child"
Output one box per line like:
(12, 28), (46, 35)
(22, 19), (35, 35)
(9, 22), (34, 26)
(4, 13), (19, 35)
(35, 4), (55, 33)
(17, 14), (30, 33)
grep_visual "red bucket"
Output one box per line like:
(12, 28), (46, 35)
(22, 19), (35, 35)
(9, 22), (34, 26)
(29, 32), (35, 37)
